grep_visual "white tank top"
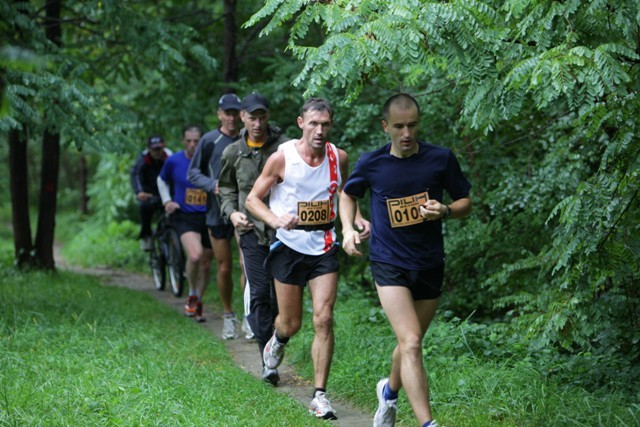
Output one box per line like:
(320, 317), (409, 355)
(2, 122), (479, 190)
(269, 140), (341, 255)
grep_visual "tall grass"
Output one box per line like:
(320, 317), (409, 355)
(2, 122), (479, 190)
(0, 266), (325, 426)
(286, 284), (640, 426)
(38, 214), (640, 426)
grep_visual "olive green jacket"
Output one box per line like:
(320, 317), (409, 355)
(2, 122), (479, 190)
(218, 125), (289, 246)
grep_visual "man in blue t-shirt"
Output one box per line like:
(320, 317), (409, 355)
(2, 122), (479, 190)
(158, 125), (213, 323)
(340, 93), (472, 427)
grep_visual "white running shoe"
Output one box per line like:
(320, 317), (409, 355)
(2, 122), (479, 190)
(373, 378), (397, 427)
(261, 366), (279, 386)
(242, 317), (254, 339)
(263, 332), (286, 369)
(221, 315), (239, 340)
(309, 392), (337, 420)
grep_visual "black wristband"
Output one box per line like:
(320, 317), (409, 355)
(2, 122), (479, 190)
(443, 206), (452, 220)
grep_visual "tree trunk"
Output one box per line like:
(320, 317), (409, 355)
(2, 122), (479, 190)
(8, 128), (34, 267)
(35, 129), (60, 270)
(79, 154), (89, 215)
(222, 0), (238, 88)
(32, 0), (62, 270)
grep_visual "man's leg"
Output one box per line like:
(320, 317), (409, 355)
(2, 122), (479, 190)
(208, 231), (233, 313)
(181, 231), (205, 296)
(307, 272), (338, 389)
(239, 232), (277, 355)
(138, 201), (157, 249)
(272, 279), (304, 337)
(376, 285), (439, 424)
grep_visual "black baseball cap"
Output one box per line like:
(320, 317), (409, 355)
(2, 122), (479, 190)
(218, 93), (241, 111)
(147, 136), (165, 149)
(241, 93), (269, 113)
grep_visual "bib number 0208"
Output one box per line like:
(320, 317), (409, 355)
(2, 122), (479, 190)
(297, 200), (331, 226)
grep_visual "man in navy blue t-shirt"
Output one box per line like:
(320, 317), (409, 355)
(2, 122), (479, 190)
(340, 93), (472, 427)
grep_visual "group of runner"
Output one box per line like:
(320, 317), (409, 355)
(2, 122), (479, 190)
(130, 92), (472, 427)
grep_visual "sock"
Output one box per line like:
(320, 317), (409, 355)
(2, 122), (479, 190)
(313, 388), (326, 398)
(224, 312), (235, 318)
(274, 330), (290, 344)
(189, 290), (197, 297)
(383, 383), (398, 400)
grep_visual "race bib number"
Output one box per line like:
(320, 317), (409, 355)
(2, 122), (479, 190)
(386, 191), (429, 228)
(297, 200), (331, 226)
(185, 188), (207, 206)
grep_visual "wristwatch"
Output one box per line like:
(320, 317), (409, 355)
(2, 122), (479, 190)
(443, 205), (452, 220)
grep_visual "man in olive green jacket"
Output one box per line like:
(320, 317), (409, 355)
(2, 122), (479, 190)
(218, 92), (289, 385)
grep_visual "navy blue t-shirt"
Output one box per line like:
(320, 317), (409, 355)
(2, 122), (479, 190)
(343, 141), (471, 270)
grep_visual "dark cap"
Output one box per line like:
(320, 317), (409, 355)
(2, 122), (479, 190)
(218, 93), (241, 111)
(241, 93), (269, 113)
(147, 136), (165, 149)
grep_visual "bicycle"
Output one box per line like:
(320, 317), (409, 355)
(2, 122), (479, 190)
(149, 205), (186, 297)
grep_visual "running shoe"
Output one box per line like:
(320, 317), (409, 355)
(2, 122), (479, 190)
(222, 314), (239, 340)
(263, 332), (286, 369)
(242, 317), (254, 340)
(184, 296), (198, 317)
(309, 391), (337, 420)
(374, 378), (397, 427)
(194, 302), (206, 323)
(261, 366), (279, 386)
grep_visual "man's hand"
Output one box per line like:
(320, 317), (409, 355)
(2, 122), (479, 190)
(354, 217), (371, 240)
(230, 211), (255, 232)
(164, 201), (180, 214)
(137, 192), (153, 202)
(419, 199), (446, 221)
(342, 230), (363, 256)
(274, 213), (298, 231)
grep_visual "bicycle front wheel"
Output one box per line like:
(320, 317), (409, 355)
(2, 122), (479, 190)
(165, 228), (185, 297)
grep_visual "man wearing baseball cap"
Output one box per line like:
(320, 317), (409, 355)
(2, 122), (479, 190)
(218, 92), (289, 385)
(187, 94), (251, 336)
(131, 135), (173, 250)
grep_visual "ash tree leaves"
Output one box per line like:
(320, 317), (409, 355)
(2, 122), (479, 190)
(247, 0), (640, 382)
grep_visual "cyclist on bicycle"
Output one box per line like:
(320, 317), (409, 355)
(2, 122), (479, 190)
(131, 135), (173, 251)
(157, 125), (213, 323)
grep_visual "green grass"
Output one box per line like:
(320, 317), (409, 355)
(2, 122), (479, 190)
(286, 286), (640, 426)
(21, 213), (640, 426)
(59, 215), (147, 271)
(0, 268), (326, 426)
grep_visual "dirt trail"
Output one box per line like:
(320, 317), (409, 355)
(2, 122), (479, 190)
(56, 259), (373, 426)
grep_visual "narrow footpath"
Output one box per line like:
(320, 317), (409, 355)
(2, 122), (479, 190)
(56, 259), (373, 426)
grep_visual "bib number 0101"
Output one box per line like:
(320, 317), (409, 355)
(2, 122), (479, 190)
(386, 192), (429, 228)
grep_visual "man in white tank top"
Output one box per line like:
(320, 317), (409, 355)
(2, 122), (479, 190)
(246, 98), (369, 420)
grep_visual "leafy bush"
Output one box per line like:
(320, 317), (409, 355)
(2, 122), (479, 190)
(62, 218), (145, 270)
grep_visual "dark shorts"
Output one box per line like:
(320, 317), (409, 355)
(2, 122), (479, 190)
(208, 223), (234, 240)
(264, 241), (339, 286)
(171, 211), (211, 249)
(371, 261), (444, 300)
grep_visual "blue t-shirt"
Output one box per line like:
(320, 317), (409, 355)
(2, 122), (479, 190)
(343, 141), (471, 270)
(159, 151), (207, 214)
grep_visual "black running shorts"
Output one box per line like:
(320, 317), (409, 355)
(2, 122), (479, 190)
(371, 261), (444, 300)
(171, 211), (212, 249)
(264, 241), (339, 286)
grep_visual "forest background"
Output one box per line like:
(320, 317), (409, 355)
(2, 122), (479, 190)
(1, 1), (639, 424)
